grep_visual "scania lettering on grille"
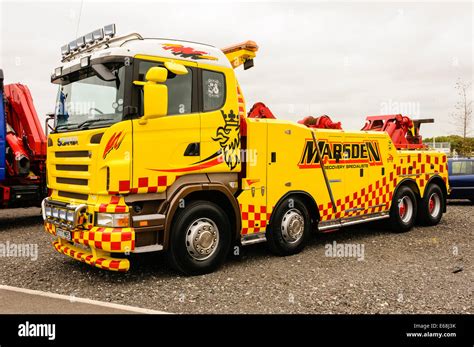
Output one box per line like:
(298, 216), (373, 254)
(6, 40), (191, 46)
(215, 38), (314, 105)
(57, 137), (79, 146)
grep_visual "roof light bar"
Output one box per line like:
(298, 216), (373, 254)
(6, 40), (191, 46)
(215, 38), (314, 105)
(104, 24), (116, 38)
(92, 28), (104, 41)
(61, 45), (70, 56)
(76, 36), (86, 48)
(84, 32), (94, 45)
(60, 24), (117, 59)
(68, 40), (78, 52)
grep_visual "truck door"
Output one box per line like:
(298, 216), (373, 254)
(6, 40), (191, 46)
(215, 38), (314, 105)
(237, 119), (268, 236)
(131, 59), (200, 193)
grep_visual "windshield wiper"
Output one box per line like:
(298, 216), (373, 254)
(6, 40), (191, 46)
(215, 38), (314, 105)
(77, 118), (115, 129)
(55, 123), (77, 132)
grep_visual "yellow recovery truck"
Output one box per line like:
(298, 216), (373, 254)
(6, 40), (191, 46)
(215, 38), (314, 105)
(42, 25), (448, 274)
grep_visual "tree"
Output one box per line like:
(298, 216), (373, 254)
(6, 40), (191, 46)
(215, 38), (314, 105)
(452, 79), (473, 155)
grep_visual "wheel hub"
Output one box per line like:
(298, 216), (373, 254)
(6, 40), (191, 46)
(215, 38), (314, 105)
(398, 196), (413, 223)
(281, 209), (304, 243)
(185, 218), (219, 261)
(428, 192), (441, 217)
(399, 201), (406, 218)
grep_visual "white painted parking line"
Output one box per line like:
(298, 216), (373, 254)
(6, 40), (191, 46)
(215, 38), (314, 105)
(0, 285), (171, 314)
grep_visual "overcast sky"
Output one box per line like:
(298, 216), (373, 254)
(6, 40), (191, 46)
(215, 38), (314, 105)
(1, 1), (472, 137)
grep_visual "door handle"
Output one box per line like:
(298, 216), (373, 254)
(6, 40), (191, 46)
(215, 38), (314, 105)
(184, 142), (200, 156)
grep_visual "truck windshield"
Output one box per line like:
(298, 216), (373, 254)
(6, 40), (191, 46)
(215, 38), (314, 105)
(55, 62), (125, 132)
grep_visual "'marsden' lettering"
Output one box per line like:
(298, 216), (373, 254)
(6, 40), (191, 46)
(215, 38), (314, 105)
(299, 140), (382, 167)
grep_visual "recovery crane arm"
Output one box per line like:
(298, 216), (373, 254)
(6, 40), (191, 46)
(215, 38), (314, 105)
(0, 69), (47, 208)
(362, 114), (433, 150)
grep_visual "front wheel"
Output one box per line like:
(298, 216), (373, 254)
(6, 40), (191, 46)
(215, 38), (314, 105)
(389, 186), (418, 233)
(166, 201), (231, 275)
(266, 197), (311, 256)
(418, 184), (444, 226)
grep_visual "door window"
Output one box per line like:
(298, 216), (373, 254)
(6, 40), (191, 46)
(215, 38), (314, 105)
(138, 61), (193, 116)
(202, 70), (226, 112)
(451, 161), (474, 175)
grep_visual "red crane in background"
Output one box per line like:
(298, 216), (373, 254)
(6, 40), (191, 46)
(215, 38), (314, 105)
(0, 69), (47, 208)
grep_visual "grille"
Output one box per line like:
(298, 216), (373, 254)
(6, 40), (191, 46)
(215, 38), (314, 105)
(55, 151), (90, 158)
(58, 191), (88, 201)
(56, 177), (88, 186)
(56, 164), (88, 171)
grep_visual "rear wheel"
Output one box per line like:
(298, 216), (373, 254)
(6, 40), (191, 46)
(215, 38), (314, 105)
(166, 200), (231, 275)
(389, 186), (417, 233)
(266, 197), (311, 255)
(418, 184), (444, 226)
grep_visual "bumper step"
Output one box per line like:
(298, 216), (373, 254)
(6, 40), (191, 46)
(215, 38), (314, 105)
(53, 240), (130, 272)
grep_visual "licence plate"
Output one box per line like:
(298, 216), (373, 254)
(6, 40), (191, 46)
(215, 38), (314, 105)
(56, 228), (72, 241)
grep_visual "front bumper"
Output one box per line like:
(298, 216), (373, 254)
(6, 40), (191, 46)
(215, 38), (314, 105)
(45, 221), (134, 272)
(42, 196), (135, 272)
(53, 238), (130, 272)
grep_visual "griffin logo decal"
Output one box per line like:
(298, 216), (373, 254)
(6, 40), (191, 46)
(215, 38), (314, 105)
(212, 110), (240, 170)
(162, 43), (218, 61)
(103, 131), (125, 159)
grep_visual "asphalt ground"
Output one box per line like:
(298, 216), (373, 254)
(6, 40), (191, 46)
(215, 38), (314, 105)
(0, 201), (471, 314)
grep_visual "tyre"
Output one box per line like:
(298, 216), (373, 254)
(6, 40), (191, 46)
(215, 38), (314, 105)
(166, 200), (231, 275)
(418, 184), (444, 226)
(266, 197), (311, 256)
(389, 185), (417, 233)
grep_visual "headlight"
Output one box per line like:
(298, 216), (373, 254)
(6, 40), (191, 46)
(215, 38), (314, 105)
(52, 207), (59, 218)
(96, 213), (130, 228)
(45, 206), (52, 217)
(59, 209), (67, 220)
(66, 210), (75, 222)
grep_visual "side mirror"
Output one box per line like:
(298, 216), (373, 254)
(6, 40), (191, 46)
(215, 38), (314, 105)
(134, 67), (168, 124)
(45, 113), (55, 136)
(164, 61), (188, 75)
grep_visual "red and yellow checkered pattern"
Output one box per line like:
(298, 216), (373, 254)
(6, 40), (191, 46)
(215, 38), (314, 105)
(108, 176), (169, 195)
(240, 204), (272, 235)
(72, 227), (134, 252)
(44, 222), (135, 253)
(97, 195), (129, 213)
(399, 152), (448, 189)
(318, 175), (394, 221)
(318, 152), (447, 222)
(237, 85), (245, 118)
(44, 222), (56, 236)
(53, 240), (129, 272)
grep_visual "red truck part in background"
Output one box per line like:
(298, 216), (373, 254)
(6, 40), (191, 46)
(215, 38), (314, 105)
(0, 69), (47, 208)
